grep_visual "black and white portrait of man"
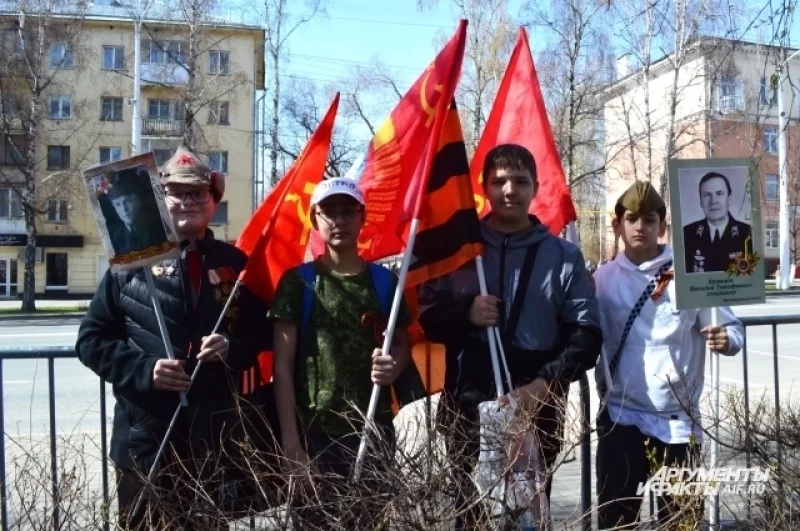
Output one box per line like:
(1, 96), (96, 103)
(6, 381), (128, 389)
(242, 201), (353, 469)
(105, 165), (167, 256)
(681, 170), (752, 274)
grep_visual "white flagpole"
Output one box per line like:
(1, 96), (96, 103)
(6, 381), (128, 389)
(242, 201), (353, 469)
(144, 269), (188, 407)
(709, 306), (721, 529)
(352, 218), (420, 483)
(476, 256), (506, 399)
(132, 274), (240, 520)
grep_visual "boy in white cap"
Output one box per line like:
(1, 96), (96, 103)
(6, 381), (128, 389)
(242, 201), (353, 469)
(271, 177), (411, 525)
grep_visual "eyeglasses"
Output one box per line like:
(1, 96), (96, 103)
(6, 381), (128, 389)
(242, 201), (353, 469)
(314, 206), (363, 223)
(165, 189), (212, 205)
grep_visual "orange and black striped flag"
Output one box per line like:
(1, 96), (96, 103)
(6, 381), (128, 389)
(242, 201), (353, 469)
(406, 100), (483, 289)
(400, 101), (483, 399)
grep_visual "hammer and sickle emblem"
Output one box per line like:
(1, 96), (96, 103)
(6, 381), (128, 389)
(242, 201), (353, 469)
(357, 233), (372, 251)
(284, 182), (317, 246)
(420, 63), (444, 127)
(474, 171), (486, 214)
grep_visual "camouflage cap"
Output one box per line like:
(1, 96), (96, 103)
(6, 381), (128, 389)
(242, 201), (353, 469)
(615, 180), (665, 215)
(158, 145), (225, 200)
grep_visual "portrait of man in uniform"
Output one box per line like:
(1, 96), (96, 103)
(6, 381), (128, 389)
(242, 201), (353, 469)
(105, 165), (167, 256)
(682, 171), (752, 274)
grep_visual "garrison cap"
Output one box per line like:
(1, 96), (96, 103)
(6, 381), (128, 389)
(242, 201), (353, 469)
(107, 171), (140, 200)
(159, 145), (225, 200)
(615, 180), (665, 215)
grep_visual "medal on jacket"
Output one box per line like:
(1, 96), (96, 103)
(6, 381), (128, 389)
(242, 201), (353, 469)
(726, 235), (759, 277)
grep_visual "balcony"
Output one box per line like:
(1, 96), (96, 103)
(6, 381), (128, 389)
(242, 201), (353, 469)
(141, 63), (189, 86)
(142, 118), (184, 137)
(719, 95), (745, 113)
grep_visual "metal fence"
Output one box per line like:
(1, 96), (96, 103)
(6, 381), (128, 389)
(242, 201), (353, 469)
(0, 313), (793, 530)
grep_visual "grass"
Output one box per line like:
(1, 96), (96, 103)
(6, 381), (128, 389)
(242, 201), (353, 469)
(0, 305), (87, 315)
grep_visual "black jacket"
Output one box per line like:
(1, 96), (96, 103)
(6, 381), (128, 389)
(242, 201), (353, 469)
(418, 217), (602, 400)
(76, 230), (268, 471)
(682, 216), (752, 273)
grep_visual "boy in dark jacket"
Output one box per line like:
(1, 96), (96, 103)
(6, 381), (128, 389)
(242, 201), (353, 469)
(76, 146), (269, 529)
(418, 144), (602, 528)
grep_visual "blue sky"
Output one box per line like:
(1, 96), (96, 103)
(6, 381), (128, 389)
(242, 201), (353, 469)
(283, 1), (474, 93)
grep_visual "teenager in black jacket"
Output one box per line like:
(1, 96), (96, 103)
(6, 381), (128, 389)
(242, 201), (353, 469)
(76, 146), (270, 529)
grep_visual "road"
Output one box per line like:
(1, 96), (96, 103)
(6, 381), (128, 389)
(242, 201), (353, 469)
(0, 298), (799, 439)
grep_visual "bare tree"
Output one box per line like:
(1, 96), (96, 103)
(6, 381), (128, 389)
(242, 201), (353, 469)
(0, 0), (95, 311)
(523, 0), (613, 261)
(418, 0), (516, 155)
(262, 0), (323, 187)
(280, 76), (359, 177)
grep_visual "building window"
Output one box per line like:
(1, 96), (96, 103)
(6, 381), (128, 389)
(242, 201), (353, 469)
(49, 96), (71, 119)
(0, 136), (25, 165)
(3, 29), (22, 57)
(208, 101), (229, 125)
(208, 151), (228, 173)
(47, 146), (70, 170)
(211, 201), (228, 224)
(142, 40), (185, 65)
(101, 97), (123, 121)
(99, 146), (122, 163)
(764, 127), (778, 154)
(148, 99), (172, 120)
(1, 98), (20, 120)
(766, 222), (779, 249)
(719, 74), (744, 112)
(49, 42), (74, 69)
(765, 174), (779, 201)
(209, 50), (230, 75)
(45, 252), (68, 289)
(760, 76), (777, 106)
(46, 199), (68, 222)
(102, 45), (125, 70)
(0, 189), (23, 219)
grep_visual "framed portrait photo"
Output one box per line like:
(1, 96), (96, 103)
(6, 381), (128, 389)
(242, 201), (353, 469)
(669, 158), (765, 310)
(82, 153), (179, 271)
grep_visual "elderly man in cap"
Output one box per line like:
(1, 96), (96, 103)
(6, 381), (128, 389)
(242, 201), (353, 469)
(108, 166), (166, 255)
(593, 181), (744, 529)
(76, 145), (274, 529)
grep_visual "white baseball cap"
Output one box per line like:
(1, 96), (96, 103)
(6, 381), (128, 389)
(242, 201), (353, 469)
(310, 178), (365, 206)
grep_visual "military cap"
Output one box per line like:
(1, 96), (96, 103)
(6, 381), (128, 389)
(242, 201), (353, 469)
(107, 172), (140, 200)
(615, 180), (665, 215)
(159, 144), (225, 200)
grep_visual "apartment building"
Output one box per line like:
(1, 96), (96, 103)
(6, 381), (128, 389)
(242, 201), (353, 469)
(600, 38), (800, 273)
(0, 2), (264, 296)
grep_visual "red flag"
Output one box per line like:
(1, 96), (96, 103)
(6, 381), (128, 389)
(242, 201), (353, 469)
(343, 20), (468, 261)
(238, 93), (340, 302)
(237, 94), (339, 392)
(470, 27), (577, 236)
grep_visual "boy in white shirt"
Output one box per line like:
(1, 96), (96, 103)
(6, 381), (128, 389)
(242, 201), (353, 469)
(594, 181), (744, 529)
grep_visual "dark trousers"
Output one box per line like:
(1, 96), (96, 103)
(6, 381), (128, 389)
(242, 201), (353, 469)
(439, 391), (562, 531)
(596, 410), (702, 530)
(290, 425), (396, 530)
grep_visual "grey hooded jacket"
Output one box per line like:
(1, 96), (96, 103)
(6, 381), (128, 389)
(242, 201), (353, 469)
(418, 216), (602, 396)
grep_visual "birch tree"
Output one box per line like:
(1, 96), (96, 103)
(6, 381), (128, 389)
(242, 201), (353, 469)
(0, 0), (91, 311)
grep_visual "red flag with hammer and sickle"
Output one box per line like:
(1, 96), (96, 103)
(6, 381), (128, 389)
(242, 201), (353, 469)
(238, 92), (340, 302)
(335, 20), (468, 261)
